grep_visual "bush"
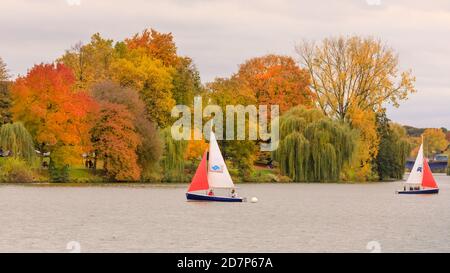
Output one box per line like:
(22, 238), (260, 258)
(0, 157), (34, 183)
(278, 175), (293, 183)
(49, 160), (69, 183)
(246, 170), (279, 183)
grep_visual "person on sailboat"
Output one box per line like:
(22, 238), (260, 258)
(231, 188), (237, 198)
(208, 189), (215, 196)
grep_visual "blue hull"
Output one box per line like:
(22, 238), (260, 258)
(186, 193), (245, 202)
(397, 188), (439, 194)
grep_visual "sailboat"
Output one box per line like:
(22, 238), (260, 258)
(186, 131), (246, 202)
(397, 142), (439, 194)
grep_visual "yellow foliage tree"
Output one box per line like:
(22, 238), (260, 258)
(297, 36), (416, 120)
(423, 128), (448, 155)
(59, 33), (115, 89)
(111, 47), (175, 127)
(342, 107), (379, 181)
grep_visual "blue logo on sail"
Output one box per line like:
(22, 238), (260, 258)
(210, 164), (223, 173)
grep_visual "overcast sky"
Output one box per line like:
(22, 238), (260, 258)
(1, 0), (449, 128)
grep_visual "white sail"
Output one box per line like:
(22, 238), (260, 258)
(406, 143), (424, 184)
(207, 132), (235, 189)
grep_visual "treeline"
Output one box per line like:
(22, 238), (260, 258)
(0, 31), (439, 183)
(1, 29), (202, 182)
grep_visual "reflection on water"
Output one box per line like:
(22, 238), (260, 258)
(1, 175), (450, 252)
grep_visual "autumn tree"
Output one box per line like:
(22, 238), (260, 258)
(297, 36), (416, 120)
(185, 139), (208, 162)
(10, 63), (96, 165)
(59, 33), (115, 89)
(125, 29), (179, 67)
(60, 29), (201, 127)
(91, 81), (162, 180)
(341, 106), (380, 181)
(126, 29), (202, 106)
(90, 102), (141, 181)
(111, 45), (175, 127)
(237, 54), (312, 113)
(423, 128), (448, 155)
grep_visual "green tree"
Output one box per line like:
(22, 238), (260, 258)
(0, 57), (11, 125)
(207, 77), (258, 179)
(172, 57), (202, 105)
(273, 106), (356, 182)
(0, 81), (12, 125)
(161, 127), (187, 182)
(0, 122), (35, 163)
(0, 57), (8, 81)
(374, 112), (410, 180)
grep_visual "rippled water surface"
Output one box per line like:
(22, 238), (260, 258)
(1, 175), (449, 252)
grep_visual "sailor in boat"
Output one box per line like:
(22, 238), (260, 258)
(397, 140), (439, 194)
(230, 188), (237, 198)
(185, 127), (247, 202)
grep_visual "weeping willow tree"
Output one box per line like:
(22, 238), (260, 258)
(161, 127), (187, 182)
(273, 107), (356, 182)
(0, 122), (35, 163)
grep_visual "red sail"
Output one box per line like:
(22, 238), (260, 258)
(422, 159), (438, 189)
(187, 151), (209, 192)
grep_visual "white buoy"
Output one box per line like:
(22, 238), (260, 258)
(250, 197), (258, 203)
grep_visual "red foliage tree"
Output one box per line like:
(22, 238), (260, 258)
(11, 63), (97, 163)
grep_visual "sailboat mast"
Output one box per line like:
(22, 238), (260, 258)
(422, 134), (426, 159)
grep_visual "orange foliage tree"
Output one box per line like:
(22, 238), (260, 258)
(125, 28), (179, 67)
(90, 102), (141, 181)
(237, 54), (312, 113)
(11, 63), (97, 164)
(185, 129), (208, 161)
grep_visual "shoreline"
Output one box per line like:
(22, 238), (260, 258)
(1, 173), (448, 186)
(0, 180), (405, 187)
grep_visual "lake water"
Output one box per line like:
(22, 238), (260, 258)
(1, 175), (449, 253)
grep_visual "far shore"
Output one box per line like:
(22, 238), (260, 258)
(2, 172), (448, 186)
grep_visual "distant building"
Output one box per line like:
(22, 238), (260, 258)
(434, 153), (448, 162)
